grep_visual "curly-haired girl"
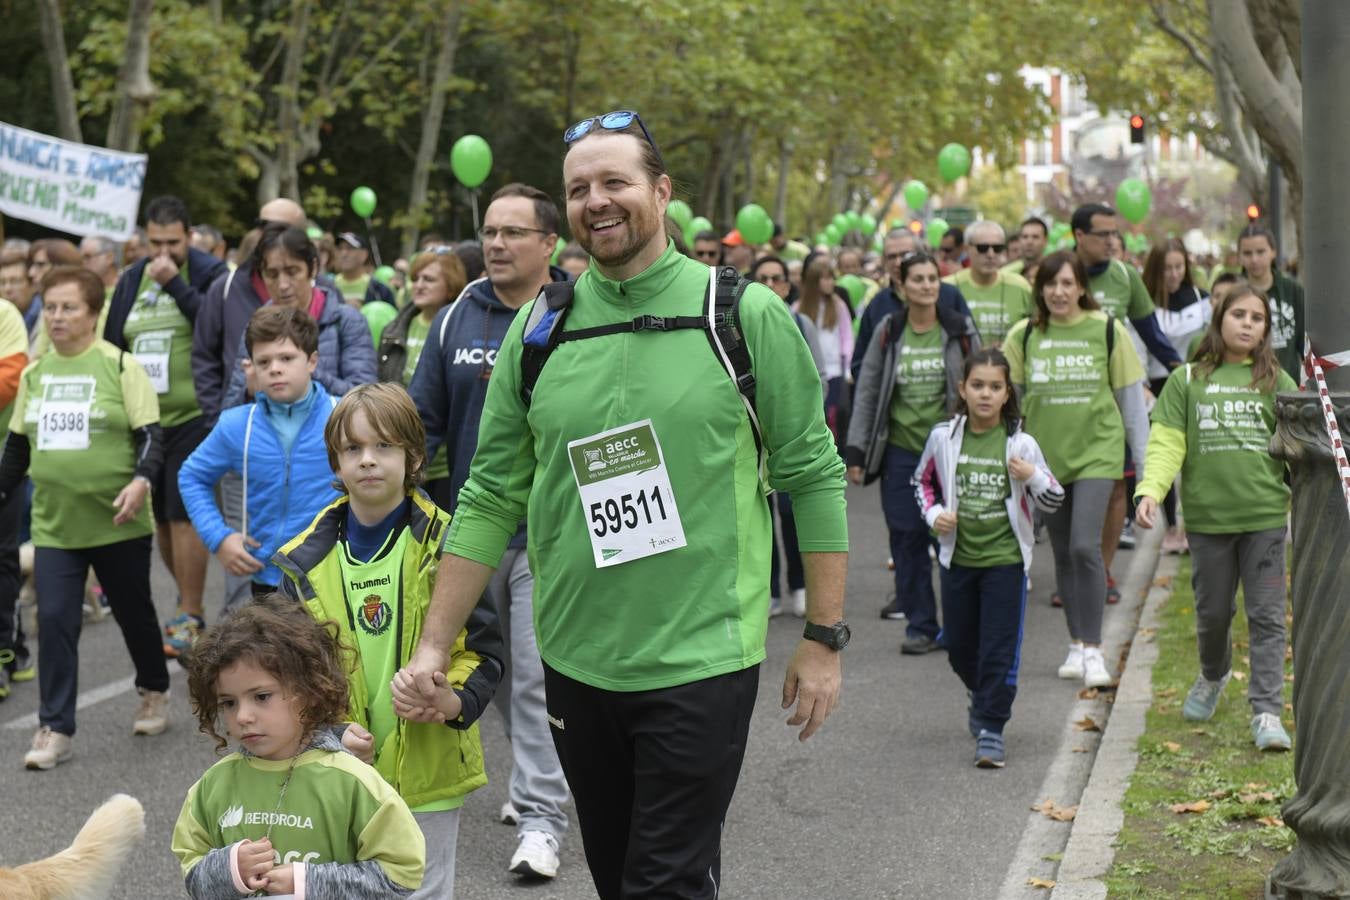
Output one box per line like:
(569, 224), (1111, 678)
(171, 595), (426, 898)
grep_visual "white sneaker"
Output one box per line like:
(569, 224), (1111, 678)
(1083, 648), (1114, 688)
(789, 588), (807, 618)
(768, 596), (785, 618)
(24, 726), (73, 770)
(133, 688), (170, 735)
(509, 829), (560, 878)
(499, 801), (519, 826)
(1057, 644), (1085, 680)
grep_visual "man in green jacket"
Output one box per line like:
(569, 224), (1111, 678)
(393, 111), (849, 899)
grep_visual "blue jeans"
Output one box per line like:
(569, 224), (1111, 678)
(880, 444), (939, 640)
(940, 562), (1028, 734)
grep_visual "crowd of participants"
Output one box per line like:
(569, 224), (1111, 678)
(0, 114), (1303, 896)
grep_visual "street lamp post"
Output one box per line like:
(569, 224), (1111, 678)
(1268, 3), (1350, 898)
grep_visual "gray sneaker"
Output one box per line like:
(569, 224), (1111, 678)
(1252, 713), (1292, 752)
(1181, 672), (1230, 722)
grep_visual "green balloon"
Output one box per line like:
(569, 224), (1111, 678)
(824, 223), (843, 245)
(903, 180), (930, 211)
(1115, 177), (1152, 224)
(845, 210), (863, 231)
(831, 213), (850, 233)
(361, 301), (398, 346)
(667, 199), (693, 229)
(305, 226), (323, 240)
(450, 134), (493, 189)
(814, 231), (830, 246)
(860, 213), (877, 236)
(926, 217), (950, 249)
(372, 265), (396, 285)
(1050, 222), (1071, 240)
(837, 274), (865, 305)
(350, 186), (377, 218)
(735, 203), (774, 245)
(890, 218), (906, 231)
(937, 143), (972, 183)
(684, 216), (714, 247)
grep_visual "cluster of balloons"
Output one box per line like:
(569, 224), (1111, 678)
(813, 210), (878, 247)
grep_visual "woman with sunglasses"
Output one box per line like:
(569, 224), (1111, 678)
(752, 255), (827, 618)
(847, 251), (980, 654)
(1003, 251), (1150, 688)
(377, 247), (469, 508)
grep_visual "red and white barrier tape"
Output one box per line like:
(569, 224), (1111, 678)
(1303, 340), (1350, 521)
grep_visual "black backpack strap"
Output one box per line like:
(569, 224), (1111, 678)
(705, 265), (762, 463)
(519, 281), (575, 406)
(1105, 313), (1116, 359)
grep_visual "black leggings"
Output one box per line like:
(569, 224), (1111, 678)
(34, 535), (169, 734)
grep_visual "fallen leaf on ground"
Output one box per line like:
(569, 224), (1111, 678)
(1257, 816), (1285, 828)
(1154, 576), (1173, 588)
(1032, 799), (1078, 821)
(1156, 687), (1178, 698)
(1285, 703), (1294, 712)
(1239, 791), (1276, 804)
(1170, 800), (1212, 814)
(1243, 782), (1269, 790)
(1075, 716), (1101, 732)
(1209, 788), (1229, 799)
(1285, 674), (1295, 683)
(1078, 687), (1100, 700)
(1073, 746), (1090, 753)
(1027, 878), (1056, 889)
(1162, 741), (1182, 753)
(1190, 728), (1208, 736)
(1232, 670), (1247, 681)
(1242, 655), (1251, 666)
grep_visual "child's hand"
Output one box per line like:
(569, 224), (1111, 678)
(933, 510), (958, 535)
(236, 838), (274, 892)
(263, 862), (295, 895)
(392, 668), (447, 723)
(1008, 456), (1035, 482)
(342, 722), (375, 764)
(217, 532), (264, 576)
(846, 466), (864, 485)
(430, 670), (463, 722)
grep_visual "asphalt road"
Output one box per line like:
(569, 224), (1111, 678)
(0, 482), (1138, 899)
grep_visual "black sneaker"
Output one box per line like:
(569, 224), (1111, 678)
(900, 634), (941, 655)
(880, 596), (906, 620)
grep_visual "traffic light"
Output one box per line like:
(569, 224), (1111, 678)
(1246, 203), (1261, 221)
(1130, 114), (1145, 144)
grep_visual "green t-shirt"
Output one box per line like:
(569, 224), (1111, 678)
(952, 422), (1022, 567)
(11, 340), (159, 548)
(1152, 362), (1295, 533)
(1089, 259), (1154, 321)
(944, 269), (1033, 346)
(0, 298), (27, 435)
(122, 263), (201, 427)
(1004, 312), (1144, 483)
(335, 273), (370, 305)
(401, 315), (449, 482)
(889, 322), (947, 453)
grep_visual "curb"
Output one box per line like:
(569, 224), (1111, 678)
(998, 523), (1171, 899)
(1050, 550), (1178, 898)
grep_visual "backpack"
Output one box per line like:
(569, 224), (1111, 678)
(517, 265), (764, 462)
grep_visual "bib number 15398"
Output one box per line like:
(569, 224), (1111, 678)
(569, 419), (686, 568)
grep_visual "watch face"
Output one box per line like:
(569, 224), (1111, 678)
(834, 623), (851, 650)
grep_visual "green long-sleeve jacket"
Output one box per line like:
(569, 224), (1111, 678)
(445, 242), (848, 692)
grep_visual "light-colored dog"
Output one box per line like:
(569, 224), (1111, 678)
(0, 794), (145, 900)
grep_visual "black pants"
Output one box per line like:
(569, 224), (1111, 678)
(544, 663), (759, 899)
(35, 535), (169, 735)
(769, 493), (805, 599)
(0, 482), (28, 664)
(940, 562), (1027, 734)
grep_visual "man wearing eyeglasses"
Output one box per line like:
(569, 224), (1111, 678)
(942, 220), (1033, 347)
(850, 228), (972, 386)
(398, 111), (848, 900)
(406, 181), (572, 882)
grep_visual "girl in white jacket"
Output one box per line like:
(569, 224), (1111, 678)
(914, 348), (1064, 768)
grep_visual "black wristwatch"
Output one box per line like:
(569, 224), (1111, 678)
(803, 620), (851, 651)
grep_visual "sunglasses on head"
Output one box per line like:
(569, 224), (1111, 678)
(563, 110), (665, 169)
(973, 243), (1007, 255)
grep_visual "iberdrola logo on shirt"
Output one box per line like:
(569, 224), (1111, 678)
(357, 593), (393, 636)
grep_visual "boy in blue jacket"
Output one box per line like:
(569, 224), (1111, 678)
(179, 306), (339, 605)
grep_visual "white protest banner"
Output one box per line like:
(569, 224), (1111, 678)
(0, 121), (146, 241)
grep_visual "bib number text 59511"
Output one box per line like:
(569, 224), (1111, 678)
(589, 486), (669, 537)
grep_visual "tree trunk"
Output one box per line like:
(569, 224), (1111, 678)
(255, 156), (281, 206)
(106, 0), (157, 153)
(774, 139), (791, 226)
(1209, 0), (1303, 253)
(402, 1), (463, 258)
(276, 0), (313, 201)
(1213, 55), (1267, 202)
(35, 0), (82, 142)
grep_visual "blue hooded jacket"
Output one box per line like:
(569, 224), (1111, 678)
(407, 266), (568, 549)
(178, 381), (340, 587)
